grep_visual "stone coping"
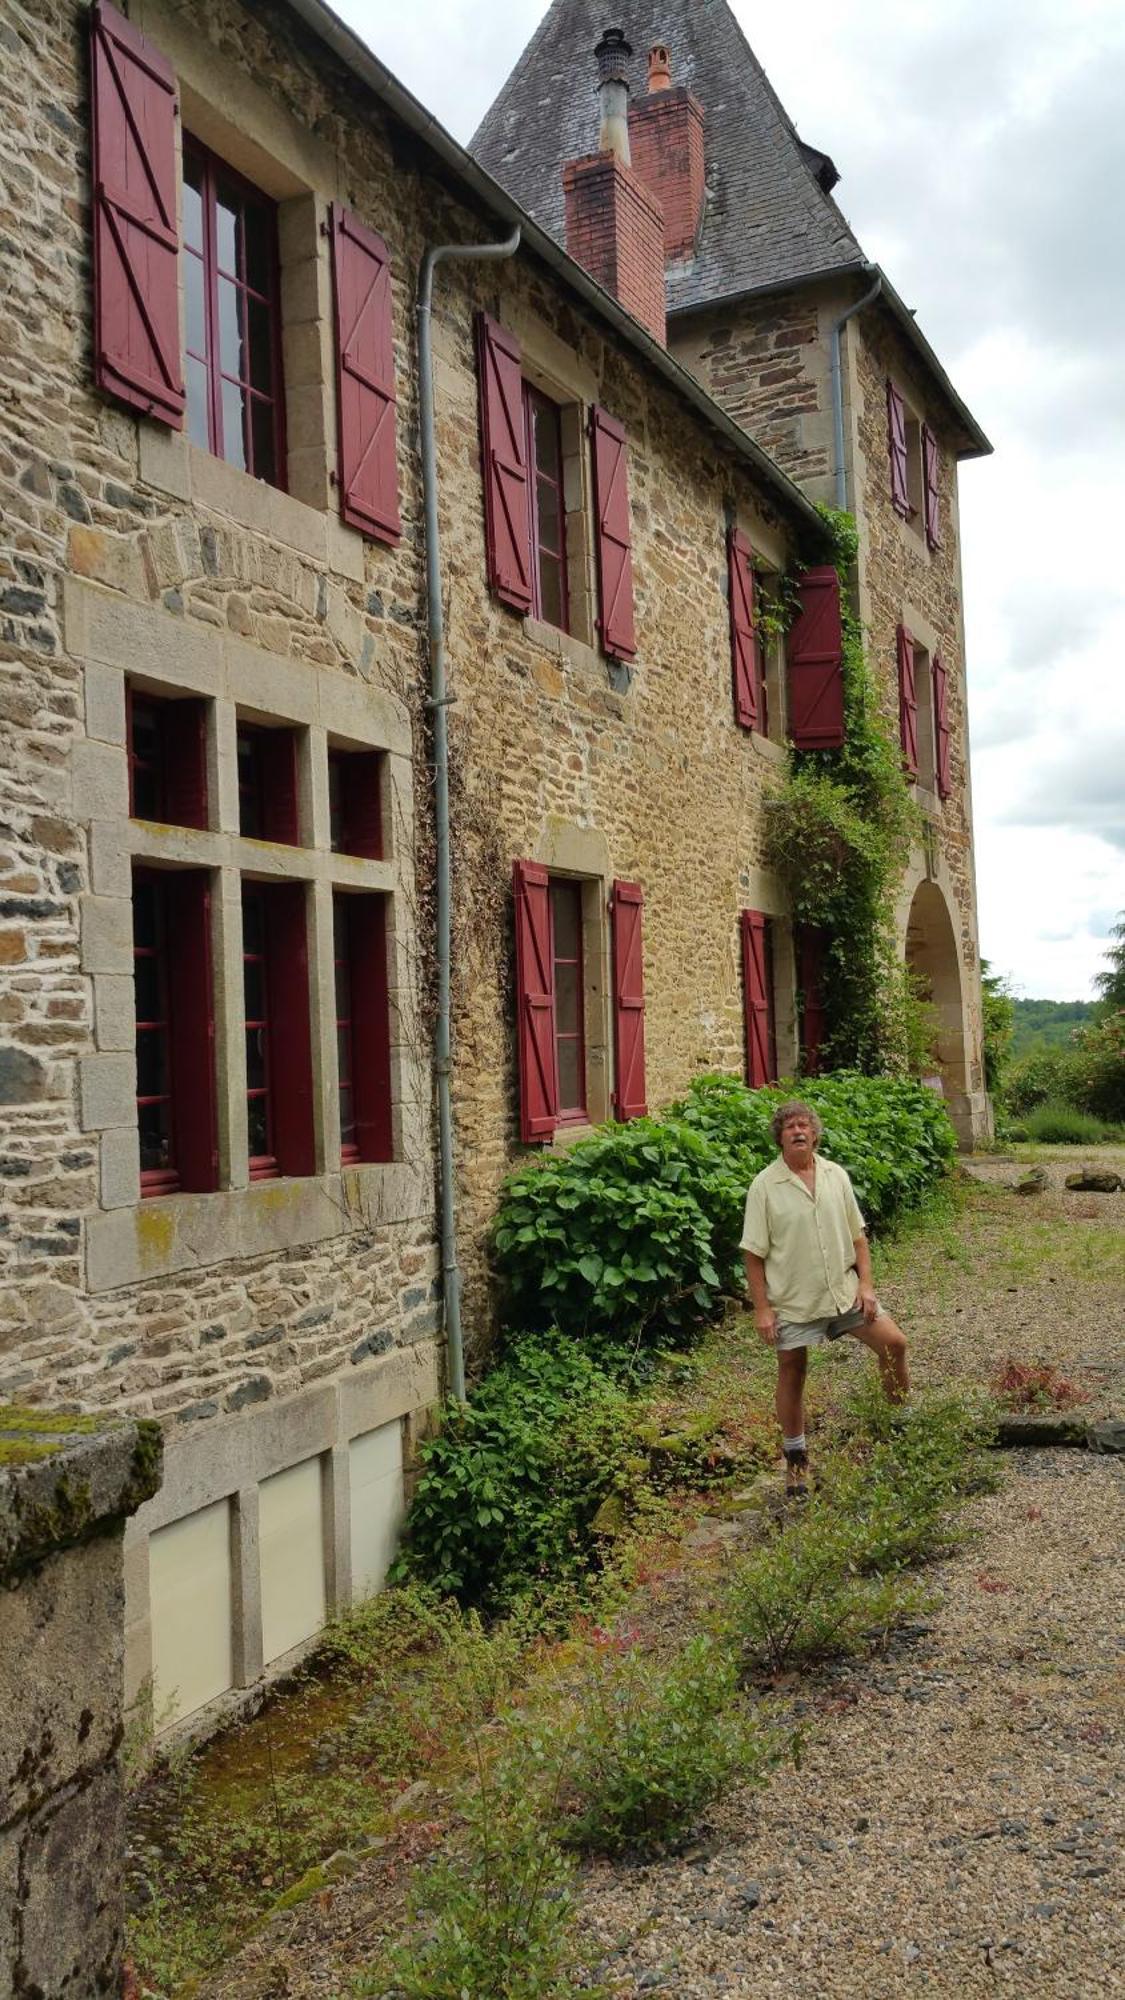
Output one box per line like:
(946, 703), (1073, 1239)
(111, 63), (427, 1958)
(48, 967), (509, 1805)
(0, 1409), (163, 1581)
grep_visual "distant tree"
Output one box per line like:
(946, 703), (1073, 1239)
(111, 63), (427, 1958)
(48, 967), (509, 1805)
(980, 960), (1015, 1097)
(1094, 911), (1125, 1012)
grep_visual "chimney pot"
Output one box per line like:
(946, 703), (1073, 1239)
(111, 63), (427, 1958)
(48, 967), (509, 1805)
(647, 44), (672, 92)
(593, 28), (633, 164)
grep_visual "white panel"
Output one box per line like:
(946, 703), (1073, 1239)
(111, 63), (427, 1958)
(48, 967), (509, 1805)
(259, 1457), (326, 1664)
(349, 1421), (405, 1600)
(150, 1499), (233, 1727)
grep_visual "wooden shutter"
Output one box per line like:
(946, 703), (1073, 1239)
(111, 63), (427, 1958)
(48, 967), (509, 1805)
(162, 698), (209, 831)
(590, 408), (637, 661)
(341, 751), (383, 859)
(787, 566), (845, 749)
(728, 528), (758, 730)
(265, 883), (315, 1177)
(90, 1), (184, 426)
(897, 624), (919, 779)
(259, 731), (300, 845)
(348, 895), (393, 1163)
(797, 923), (826, 1078)
(513, 860), (558, 1141)
(611, 880), (647, 1120)
(476, 314), (532, 613)
(741, 910), (774, 1088)
(166, 871), (218, 1192)
(886, 379), (909, 518)
(921, 424), (941, 549)
(330, 205), (401, 544)
(933, 653), (952, 800)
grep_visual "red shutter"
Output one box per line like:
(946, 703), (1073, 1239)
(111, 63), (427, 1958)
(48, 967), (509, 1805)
(166, 871), (218, 1192)
(349, 895), (393, 1162)
(886, 380), (909, 517)
(611, 880), (647, 1120)
(90, 1), (184, 426)
(741, 910), (774, 1088)
(476, 315), (532, 613)
(933, 653), (952, 800)
(921, 424), (941, 549)
(260, 730), (300, 845)
(162, 698), (209, 831)
(513, 860), (558, 1141)
(897, 624), (919, 779)
(330, 205), (401, 545)
(798, 923), (827, 1078)
(787, 566), (845, 749)
(341, 750), (383, 859)
(265, 883), (315, 1177)
(728, 528), (758, 731)
(590, 408), (637, 661)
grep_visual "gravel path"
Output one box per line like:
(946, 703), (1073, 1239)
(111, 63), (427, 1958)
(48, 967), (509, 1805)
(577, 1450), (1124, 1998)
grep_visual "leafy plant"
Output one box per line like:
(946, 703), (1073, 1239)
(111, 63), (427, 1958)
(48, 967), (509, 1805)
(556, 1635), (776, 1856)
(993, 1359), (1090, 1412)
(1021, 1100), (1110, 1145)
(721, 1501), (928, 1677)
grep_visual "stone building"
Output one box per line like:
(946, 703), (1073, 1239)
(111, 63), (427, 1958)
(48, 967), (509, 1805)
(474, 0), (994, 1143)
(0, 0), (858, 1737)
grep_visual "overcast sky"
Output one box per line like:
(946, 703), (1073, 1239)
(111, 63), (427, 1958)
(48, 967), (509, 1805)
(334, 0), (1124, 1000)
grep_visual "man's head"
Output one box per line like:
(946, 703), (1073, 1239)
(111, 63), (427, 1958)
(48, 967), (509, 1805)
(771, 1099), (822, 1168)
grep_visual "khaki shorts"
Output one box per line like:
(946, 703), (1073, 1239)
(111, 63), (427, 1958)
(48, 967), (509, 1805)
(775, 1299), (879, 1353)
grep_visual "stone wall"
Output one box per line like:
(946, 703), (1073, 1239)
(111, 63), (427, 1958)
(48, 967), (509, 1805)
(0, 1407), (162, 1996)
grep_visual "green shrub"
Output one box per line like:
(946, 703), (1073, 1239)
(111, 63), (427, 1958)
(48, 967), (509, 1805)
(721, 1502), (928, 1676)
(394, 1337), (637, 1615)
(556, 1636), (774, 1857)
(1006, 1046), (1083, 1116)
(1022, 1100), (1108, 1145)
(1070, 1010), (1125, 1124)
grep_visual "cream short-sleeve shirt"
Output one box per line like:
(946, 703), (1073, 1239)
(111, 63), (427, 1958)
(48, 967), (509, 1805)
(740, 1153), (866, 1322)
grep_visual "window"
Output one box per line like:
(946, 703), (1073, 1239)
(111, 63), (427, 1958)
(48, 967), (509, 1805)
(754, 576), (787, 743)
(183, 137), (285, 487)
(797, 923), (827, 1078)
(241, 882), (315, 1180)
(133, 868), (218, 1196)
(887, 378), (929, 542)
(741, 911), (778, 1088)
(550, 879), (586, 1119)
(523, 384), (569, 632)
(897, 626), (937, 792)
(332, 893), (392, 1164)
(237, 723), (301, 844)
(127, 687), (209, 827)
(328, 748), (384, 859)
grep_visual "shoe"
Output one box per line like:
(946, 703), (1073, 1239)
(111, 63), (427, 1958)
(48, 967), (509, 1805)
(783, 1447), (809, 1501)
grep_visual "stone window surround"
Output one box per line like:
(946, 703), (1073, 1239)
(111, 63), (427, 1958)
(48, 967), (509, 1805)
(123, 1339), (440, 1730)
(741, 867), (798, 1079)
(901, 600), (943, 817)
(508, 306), (600, 654)
(67, 576), (429, 1296)
(534, 821), (613, 1140)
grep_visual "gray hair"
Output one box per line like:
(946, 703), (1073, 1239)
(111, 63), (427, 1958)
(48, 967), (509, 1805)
(770, 1099), (823, 1147)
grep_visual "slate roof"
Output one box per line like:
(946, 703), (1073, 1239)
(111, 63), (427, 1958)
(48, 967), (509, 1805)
(471, 0), (867, 313)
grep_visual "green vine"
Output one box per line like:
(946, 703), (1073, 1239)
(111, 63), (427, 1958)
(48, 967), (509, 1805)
(763, 505), (923, 1075)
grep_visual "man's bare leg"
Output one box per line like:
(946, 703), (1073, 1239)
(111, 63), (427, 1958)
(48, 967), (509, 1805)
(852, 1311), (910, 1403)
(776, 1346), (808, 1437)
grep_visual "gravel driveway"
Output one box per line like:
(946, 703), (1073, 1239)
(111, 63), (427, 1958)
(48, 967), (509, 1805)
(578, 1449), (1124, 1998)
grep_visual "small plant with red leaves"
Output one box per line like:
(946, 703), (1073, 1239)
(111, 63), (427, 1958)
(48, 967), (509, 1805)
(992, 1358), (1091, 1412)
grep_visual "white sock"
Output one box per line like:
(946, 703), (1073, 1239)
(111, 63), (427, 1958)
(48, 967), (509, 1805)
(783, 1433), (807, 1455)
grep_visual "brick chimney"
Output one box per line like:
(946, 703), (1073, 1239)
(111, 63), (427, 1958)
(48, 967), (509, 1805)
(562, 29), (666, 344)
(628, 44), (706, 263)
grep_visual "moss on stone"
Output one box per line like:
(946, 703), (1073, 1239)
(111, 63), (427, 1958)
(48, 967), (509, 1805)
(0, 1405), (102, 1437)
(0, 1438), (59, 1466)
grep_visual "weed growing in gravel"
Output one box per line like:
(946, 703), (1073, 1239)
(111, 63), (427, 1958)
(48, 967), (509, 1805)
(554, 1633), (778, 1857)
(720, 1501), (929, 1677)
(993, 1358), (1091, 1412)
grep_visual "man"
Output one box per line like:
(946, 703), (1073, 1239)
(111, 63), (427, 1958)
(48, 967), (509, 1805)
(741, 1100), (909, 1497)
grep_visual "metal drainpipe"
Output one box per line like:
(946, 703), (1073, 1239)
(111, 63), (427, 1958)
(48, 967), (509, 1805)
(417, 227), (521, 1404)
(830, 265), (882, 511)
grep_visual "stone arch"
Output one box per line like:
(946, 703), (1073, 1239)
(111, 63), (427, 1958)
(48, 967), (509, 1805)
(903, 876), (973, 1142)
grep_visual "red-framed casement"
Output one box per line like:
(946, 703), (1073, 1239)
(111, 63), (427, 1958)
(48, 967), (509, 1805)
(126, 685), (209, 827)
(523, 383), (570, 633)
(241, 881), (315, 1181)
(182, 134), (286, 488)
(236, 723), (301, 844)
(328, 748), (383, 859)
(133, 867), (218, 1196)
(333, 892), (393, 1165)
(549, 878), (586, 1121)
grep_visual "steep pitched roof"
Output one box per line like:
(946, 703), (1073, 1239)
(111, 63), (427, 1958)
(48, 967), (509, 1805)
(471, 0), (865, 312)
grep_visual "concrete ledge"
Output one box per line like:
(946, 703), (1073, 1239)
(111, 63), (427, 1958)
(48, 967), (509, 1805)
(0, 1410), (162, 1580)
(993, 1413), (1124, 1451)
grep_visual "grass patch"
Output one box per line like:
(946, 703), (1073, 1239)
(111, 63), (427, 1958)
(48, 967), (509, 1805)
(1022, 1102), (1118, 1145)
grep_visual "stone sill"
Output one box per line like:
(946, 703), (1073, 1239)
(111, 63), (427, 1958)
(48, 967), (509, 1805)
(138, 424), (364, 584)
(0, 1411), (161, 1579)
(128, 820), (395, 892)
(522, 615), (602, 679)
(85, 1162), (427, 1294)
(750, 733), (788, 766)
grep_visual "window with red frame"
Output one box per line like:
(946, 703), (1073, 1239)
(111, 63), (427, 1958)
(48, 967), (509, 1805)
(332, 892), (392, 1165)
(237, 722), (301, 844)
(550, 878), (586, 1119)
(182, 136), (285, 487)
(241, 881), (315, 1181)
(127, 687), (209, 828)
(328, 748), (383, 859)
(133, 868), (218, 1196)
(523, 384), (569, 632)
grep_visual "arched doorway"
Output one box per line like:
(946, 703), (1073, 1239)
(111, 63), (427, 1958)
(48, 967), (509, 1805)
(904, 880), (970, 1140)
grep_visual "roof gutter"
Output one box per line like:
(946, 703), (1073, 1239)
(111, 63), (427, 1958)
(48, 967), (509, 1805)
(284, 0), (828, 541)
